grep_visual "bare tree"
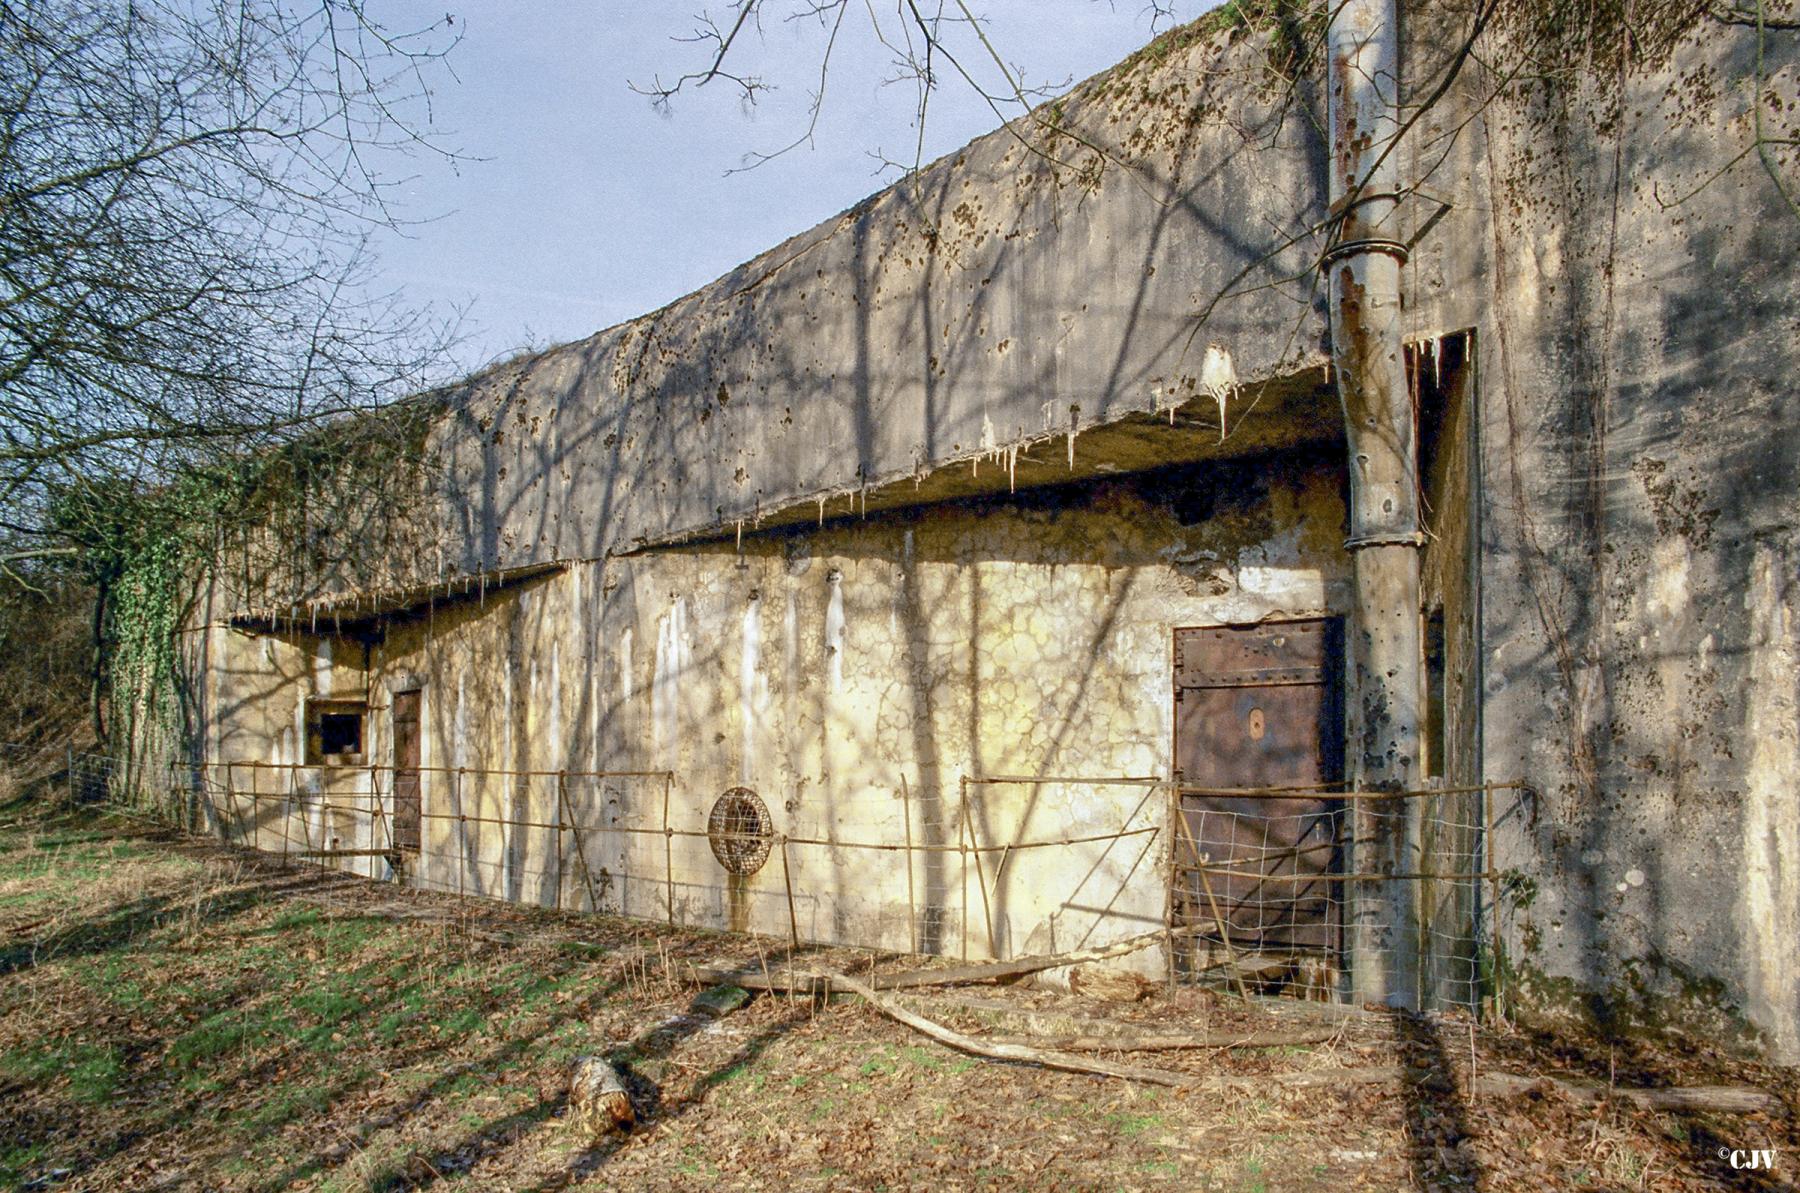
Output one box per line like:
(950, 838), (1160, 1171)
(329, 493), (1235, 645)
(0, 0), (462, 569)
(632, 1), (1207, 177)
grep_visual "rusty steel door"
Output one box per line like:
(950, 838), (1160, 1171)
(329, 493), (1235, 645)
(392, 689), (422, 853)
(1173, 619), (1343, 976)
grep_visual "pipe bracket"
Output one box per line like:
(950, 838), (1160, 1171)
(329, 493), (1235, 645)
(1344, 531), (1425, 550)
(1322, 237), (1411, 267)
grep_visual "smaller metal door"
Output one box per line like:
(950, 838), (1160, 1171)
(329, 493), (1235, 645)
(1173, 619), (1343, 976)
(392, 689), (422, 852)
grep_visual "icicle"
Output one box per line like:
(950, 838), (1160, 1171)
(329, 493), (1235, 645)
(735, 519), (744, 551)
(817, 495), (827, 527)
(1200, 344), (1238, 443)
(1007, 443), (1018, 492)
(1067, 425), (1078, 470)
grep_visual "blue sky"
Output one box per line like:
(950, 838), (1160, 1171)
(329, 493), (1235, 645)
(369, 3), (1209, 374)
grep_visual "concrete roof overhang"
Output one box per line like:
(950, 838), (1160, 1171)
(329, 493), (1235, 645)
(228, 561), (566, 637)
(622, 364), (1341, 551)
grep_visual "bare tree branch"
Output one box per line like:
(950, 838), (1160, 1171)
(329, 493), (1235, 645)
(0, 0), (464, 559)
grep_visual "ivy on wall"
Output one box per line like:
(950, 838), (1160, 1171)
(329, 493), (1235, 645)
(53, 393), (447, 774)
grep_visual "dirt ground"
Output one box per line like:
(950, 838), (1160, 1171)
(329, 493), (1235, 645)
(0, 792), (1794, 1192)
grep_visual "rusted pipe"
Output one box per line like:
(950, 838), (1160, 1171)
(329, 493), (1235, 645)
(1328, 0), (1422, 1010)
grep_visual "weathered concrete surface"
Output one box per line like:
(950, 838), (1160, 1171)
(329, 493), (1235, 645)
(1403, 5), (1800, 1057)
(214, 19), (1331, 616)
(1326, 0), (1424, 1009)
(201, 458), (1350, 966)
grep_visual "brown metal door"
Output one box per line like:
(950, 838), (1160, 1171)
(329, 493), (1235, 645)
(392, 689), (422, 852)
(1173, 619), (1342, 971)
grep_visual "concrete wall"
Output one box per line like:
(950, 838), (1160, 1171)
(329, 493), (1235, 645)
(1402, 6), (1800, 1056)
(202, 458), (1350, 966)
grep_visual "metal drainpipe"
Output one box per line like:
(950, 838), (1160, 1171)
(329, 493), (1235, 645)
(1326, 0), (1422, 1009)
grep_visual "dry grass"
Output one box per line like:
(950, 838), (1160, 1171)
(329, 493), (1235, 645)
(0, 791), (1793, 1191)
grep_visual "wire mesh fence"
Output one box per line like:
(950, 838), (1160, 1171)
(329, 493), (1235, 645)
(82, 751), (1521, 1014)
(68, 750), (119, 805)
(1166, 782), (1507, 1010)
(148, 760), (1166, 968)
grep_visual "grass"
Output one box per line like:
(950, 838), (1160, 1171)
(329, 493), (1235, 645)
(0, 803), (654, 1189)
(2, 795), (1793, 1191)
(0, 1040), (124, 1103)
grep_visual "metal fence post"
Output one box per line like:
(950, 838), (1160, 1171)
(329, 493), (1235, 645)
(554, 772), (565, 913)
(663, 772), (674, 927)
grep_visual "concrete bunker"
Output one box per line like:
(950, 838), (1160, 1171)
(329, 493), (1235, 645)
(125, 4), (1800, 1058)
(200, 343), (1488, 1010)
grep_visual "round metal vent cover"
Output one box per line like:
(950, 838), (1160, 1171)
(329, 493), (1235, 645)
(707, 787), (773, 876)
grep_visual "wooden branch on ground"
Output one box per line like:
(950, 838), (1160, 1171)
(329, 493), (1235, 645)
(799, 980), (1788, 1112)
(869, 930), (1159, 989)
(828, 972), (1197, 1088)
(981, 1027), (1345, 1052)
(680, 949), (1783, 1113)
(1201, 1065), (1785, 1113)
(1469, 1070), (1785, 1115)
(683, 966), (837, 996)
(683, 929), (1163, 995)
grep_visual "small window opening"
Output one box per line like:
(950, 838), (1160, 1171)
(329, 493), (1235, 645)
(306, 698), (366, 765)
(1423, 606), (1447, 781)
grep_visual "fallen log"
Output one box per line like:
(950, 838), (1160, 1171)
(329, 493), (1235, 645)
(684, 930), (1163, 995)
(872, 931), (1164, 989)
(683, 956), (1784, 1112)
(567, 1055), (635, 1138)
(1201, 1065), (1785, 1114)
(816, 990), (1788, 1112)
(683, 966), (835, 996)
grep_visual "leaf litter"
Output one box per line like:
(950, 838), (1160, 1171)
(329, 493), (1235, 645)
(0, 799), (1793, 1191)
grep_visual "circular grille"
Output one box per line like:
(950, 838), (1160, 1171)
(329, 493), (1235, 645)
(707, 787), (773, 876)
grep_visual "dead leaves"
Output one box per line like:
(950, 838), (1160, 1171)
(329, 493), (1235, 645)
(1, 804), (1796, 1191)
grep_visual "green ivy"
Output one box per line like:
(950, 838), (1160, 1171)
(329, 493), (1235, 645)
(55, 395), (447, 767)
